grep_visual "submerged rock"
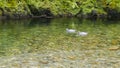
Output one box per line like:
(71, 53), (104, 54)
(77, 31), (88, 36)
(66, 28), (76, 33)
(108, 46), (119, 50)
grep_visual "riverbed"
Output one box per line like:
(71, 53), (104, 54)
(0, 18), (120, 68)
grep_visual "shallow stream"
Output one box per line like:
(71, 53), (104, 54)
(0, 18), (120, 68)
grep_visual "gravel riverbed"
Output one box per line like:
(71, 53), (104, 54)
(0, 49), (120, 68)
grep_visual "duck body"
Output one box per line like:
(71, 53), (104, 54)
(66, 28), (76, 33)
(77, 31), (88, 36)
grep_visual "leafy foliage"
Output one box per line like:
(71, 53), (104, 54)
(0, 0), (120, 17)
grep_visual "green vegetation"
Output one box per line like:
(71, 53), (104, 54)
(0, 0), (31, 18)
(0, 0), (120, 18)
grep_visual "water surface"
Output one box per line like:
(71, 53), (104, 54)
(0, 18), (120, 56)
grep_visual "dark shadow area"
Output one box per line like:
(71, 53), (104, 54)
(28, 18), (51, 27)
(28, 5), (53, 18)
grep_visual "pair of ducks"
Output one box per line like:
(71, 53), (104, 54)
(66, 28), (88, 36)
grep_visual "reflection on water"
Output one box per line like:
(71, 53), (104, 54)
(28, 18), (51, 27)
(0, 18), (120, 56)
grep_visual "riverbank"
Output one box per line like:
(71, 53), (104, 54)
(1, 0), (120, 19)
(0, 49), (120, 68)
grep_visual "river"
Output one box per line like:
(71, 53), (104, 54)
(0, 18), (120, 68)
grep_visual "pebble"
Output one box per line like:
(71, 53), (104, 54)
(109, 46), (119, 50)
(0, 50), (120, 68)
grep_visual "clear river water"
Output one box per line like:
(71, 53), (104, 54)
(0, 18), (120, 57)
(0, 18), (120, 68)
